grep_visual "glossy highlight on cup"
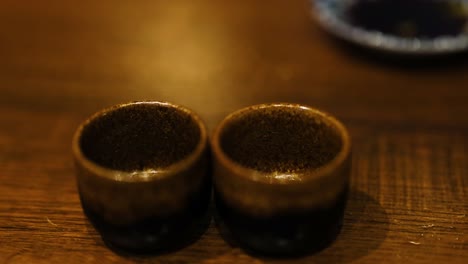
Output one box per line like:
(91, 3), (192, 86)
(72, 101), (211, 253)
(211, 103), (351, 256)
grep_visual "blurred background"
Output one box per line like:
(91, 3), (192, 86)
(2, 0), (467, 129)
(0, 0), (467, 263)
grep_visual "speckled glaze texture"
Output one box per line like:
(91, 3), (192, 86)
(72, 101), (211, 253)
(211, 103), (351, 256)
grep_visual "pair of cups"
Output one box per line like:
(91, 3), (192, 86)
(72, 101), (351, 256)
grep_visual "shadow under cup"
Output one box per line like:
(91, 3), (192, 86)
(212, 104), (351, 256)
(72, 102), (211, 253)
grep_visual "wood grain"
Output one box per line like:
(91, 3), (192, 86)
(0, 0), (467, 263)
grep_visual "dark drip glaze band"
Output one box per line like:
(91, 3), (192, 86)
(214, 187), (348, 256)
(80, 176), (212, 254)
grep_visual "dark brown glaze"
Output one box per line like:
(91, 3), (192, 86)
(219, 106), (342, 174)
(215, 188), (348, 257)
(212, 104), (352, 256)
(73, 101), (211, 254)
(80, 173), (212, 253)
(79, 103), (201, 171)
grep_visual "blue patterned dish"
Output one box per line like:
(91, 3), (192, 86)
(311, 0), (468, 55)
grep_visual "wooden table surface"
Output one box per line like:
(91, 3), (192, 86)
(0, 1), (467, 263)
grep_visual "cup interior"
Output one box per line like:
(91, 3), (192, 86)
(79, 103), (202, 172)
(218, 106), (344, 175)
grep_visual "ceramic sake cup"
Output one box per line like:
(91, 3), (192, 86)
(211, 103), (351, 256)
(72, 101), (211, 253)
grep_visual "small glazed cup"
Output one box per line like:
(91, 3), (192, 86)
(211, 103), (351, 256)
(72, 101), (211, 253)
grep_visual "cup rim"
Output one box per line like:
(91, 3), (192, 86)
(72, 101), (208, 182)
(211, 103), (351, 185)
